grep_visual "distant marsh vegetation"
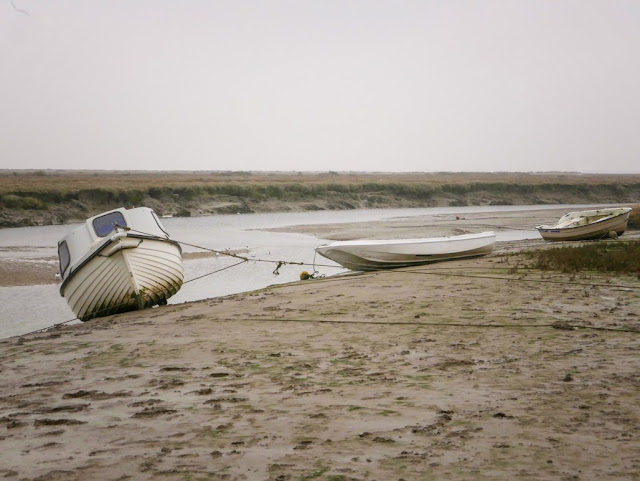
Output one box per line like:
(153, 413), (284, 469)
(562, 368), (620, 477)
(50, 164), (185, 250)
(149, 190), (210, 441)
(1, 170), (639, 228)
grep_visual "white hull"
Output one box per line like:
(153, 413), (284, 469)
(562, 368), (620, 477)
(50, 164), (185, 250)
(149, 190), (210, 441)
(58, 207), (184, 322)
(536, 207), (632, 242)
(316, 232), (496, 271)
(61, 235), (183, 321)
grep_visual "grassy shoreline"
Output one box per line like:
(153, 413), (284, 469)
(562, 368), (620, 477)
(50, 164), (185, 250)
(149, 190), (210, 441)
(2, 170), (640, 227)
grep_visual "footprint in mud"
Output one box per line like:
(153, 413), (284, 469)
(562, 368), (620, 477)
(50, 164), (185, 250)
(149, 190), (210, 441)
(128, 399), (165, 407)
(6, 420), (28, 429)
(21, 381), (68, 388)
(37, 442), (61, 449)
(36, 429), (65, 437)
(193, 388), (213, 395)
(62, 390), (132, 400)
(36, 404), (90, 413)
(204, 396), (247, 404)
(33, 418), (87, 426)
(132, 407), (178, 418)
(148, 378), (185, 389)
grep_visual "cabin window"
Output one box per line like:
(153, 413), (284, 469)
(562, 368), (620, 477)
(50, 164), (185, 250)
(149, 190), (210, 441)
(93, 212), (127, 237)
(58, 241), (70, 278)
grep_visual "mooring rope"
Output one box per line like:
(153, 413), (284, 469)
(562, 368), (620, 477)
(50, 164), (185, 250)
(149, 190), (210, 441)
(18, 228), (339, 336)
(123, 226), (342, 273)
(24, 256), (256, 336)
(21, 259), (639, 338)
(183, 259), (248, 284)
(394, 268), (640, 290)
(18, 229), (639, 337)
(207, 317), (640, 334)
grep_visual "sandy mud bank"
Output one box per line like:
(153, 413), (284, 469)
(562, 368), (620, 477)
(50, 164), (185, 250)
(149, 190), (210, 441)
(1, 242), (639, 480)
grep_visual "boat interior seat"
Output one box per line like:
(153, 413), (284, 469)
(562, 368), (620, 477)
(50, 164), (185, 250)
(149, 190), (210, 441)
(555, 219), (581, 228)
(556, 214), (611, 229)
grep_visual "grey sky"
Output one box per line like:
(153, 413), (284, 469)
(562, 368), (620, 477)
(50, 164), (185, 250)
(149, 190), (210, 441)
(1, 1), (639, 173)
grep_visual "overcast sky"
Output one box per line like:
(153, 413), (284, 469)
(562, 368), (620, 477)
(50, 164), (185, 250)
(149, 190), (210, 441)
(1, 1), (639, 173)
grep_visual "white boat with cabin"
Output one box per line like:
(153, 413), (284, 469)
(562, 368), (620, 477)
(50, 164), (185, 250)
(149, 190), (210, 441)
(536, 207), (632, 242)
(57, 207), (184, 321)
(315, 231), (496, 271)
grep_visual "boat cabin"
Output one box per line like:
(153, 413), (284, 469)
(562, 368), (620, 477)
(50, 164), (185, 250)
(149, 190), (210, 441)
(57, 207), (170, 281)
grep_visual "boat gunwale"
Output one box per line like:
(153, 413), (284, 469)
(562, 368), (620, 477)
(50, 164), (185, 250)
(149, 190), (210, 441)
(59, 233), (182, 295)
(316, 231), (496, 249)
(315, 231), (496, 271)
(318, 245), (495, 271)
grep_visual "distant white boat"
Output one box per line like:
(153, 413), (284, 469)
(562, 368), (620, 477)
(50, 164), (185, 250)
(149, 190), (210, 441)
(536, 207), (632, 242)
(57, 207), (184, 321)
(315, 232), (496, 271)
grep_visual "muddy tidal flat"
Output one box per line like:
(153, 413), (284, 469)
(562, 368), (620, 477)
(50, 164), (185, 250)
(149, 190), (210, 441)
(1, 214), (640, 480)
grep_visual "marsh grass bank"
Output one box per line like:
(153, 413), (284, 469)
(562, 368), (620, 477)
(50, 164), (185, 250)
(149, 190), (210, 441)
(2, 170), (640, 227)
(526, 239), (640, 274)
(627, 204), (640, 229)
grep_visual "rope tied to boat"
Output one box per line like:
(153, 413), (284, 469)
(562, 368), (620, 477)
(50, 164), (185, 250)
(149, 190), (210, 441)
(183, 258), (248, 284)
(19, 259), (640, 338)
(42, 216), (639, 337)
(120, 226), (341, 277)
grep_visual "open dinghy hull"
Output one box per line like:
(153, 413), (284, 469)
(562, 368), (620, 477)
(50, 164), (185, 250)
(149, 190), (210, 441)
(316, 232), (496, 271)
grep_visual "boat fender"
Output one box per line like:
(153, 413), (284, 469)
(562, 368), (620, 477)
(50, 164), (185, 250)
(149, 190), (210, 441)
(608, 231), (618, 239)
(300, 271), (325, 280)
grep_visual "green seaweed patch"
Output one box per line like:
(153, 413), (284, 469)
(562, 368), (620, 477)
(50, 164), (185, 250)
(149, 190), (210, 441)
(118, 357), (144, 368)
(82, 343), (127, 368)
(379, 409), (400, 416)
(199, 427), (224, 439)
(300, 467), (330, 480)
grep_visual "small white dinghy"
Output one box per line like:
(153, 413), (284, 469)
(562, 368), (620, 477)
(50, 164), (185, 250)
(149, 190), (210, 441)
(57, 207), (184, 321)
(536, 207), (632, 242)
(315, 232), (496, 271)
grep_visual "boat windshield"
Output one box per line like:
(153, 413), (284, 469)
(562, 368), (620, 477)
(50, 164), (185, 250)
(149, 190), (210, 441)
(151, 210), (170, 237)
(58, 240), (70, 278)
(93, 212), (127, 237)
